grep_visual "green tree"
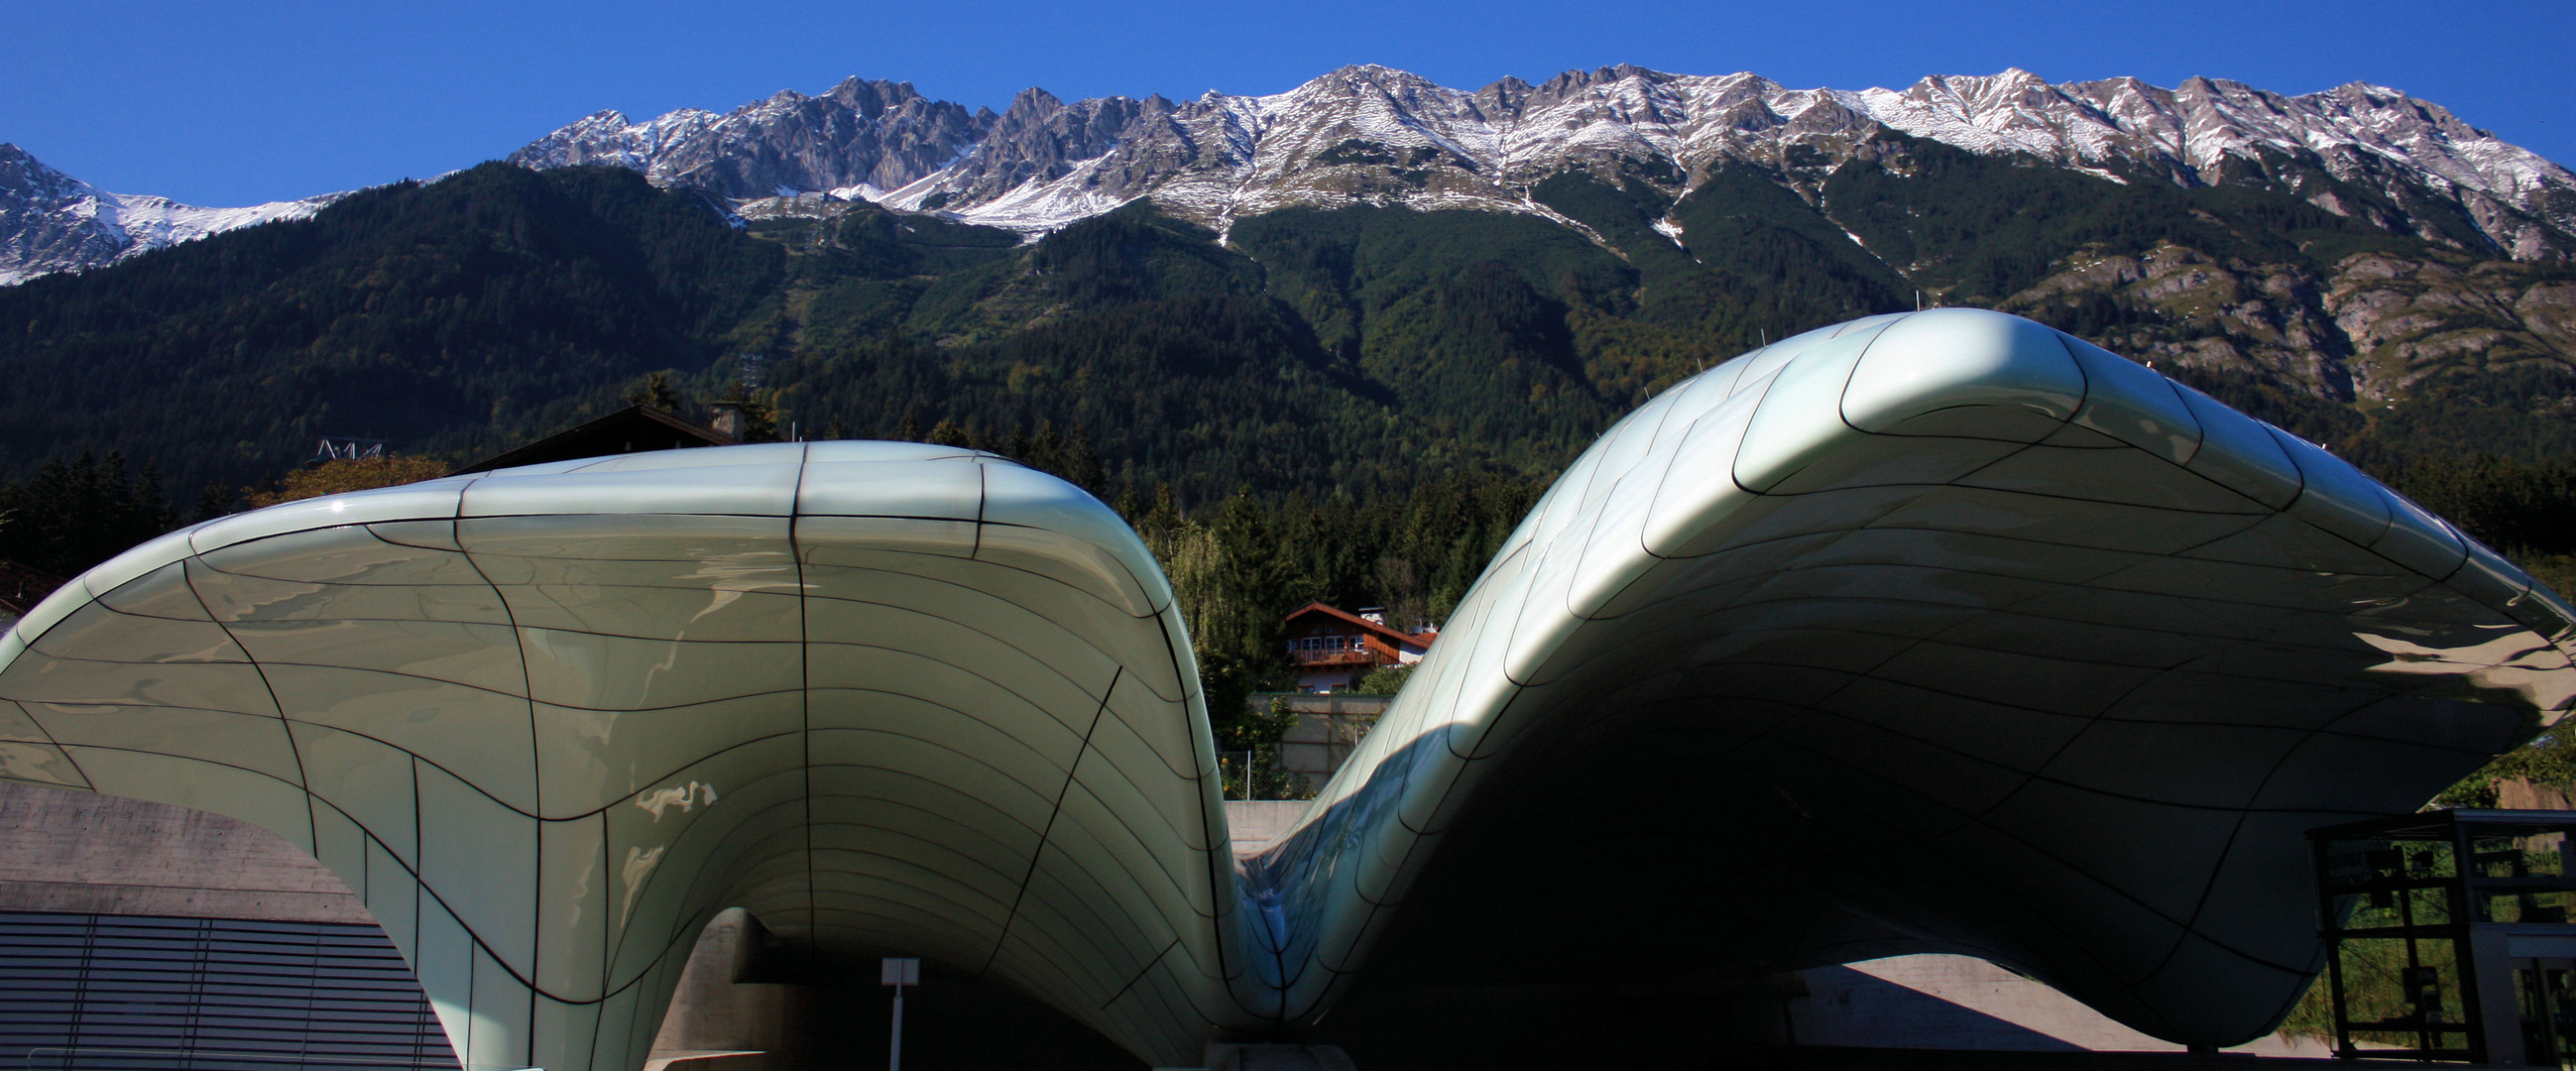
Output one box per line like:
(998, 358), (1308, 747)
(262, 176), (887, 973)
(0, 452), (179, 577)
(1354, 663), (1414, 696)
(246, 455), (453, 509)
(627, 371), (686, 414)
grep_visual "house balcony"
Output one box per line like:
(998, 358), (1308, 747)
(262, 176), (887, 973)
(1289, 650), (1375, 667)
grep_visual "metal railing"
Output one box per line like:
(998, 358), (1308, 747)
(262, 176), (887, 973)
(1217, 746), (1315, 801)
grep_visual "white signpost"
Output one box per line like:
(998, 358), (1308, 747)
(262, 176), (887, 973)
(880, 956), (921, 1071)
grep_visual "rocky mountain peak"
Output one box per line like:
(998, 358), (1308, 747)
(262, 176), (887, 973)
(0, 145), (340, 287)
(8, 64), (2572, 287)
(505, 64), (2563, 261)
(505, 74), (996, 199)
(1, 144), (97, 213)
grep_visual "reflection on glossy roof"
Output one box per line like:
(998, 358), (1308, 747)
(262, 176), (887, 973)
(2, 309), (2568, 1068)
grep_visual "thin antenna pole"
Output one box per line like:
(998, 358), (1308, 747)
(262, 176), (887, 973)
(890, 980), (905, 1071)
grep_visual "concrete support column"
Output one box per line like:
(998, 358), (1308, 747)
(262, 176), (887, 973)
(649, 908), (810, 1070)
(2470, 928), (2526, 1066)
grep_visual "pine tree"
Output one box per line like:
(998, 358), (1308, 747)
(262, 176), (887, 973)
(627, 371), (685, 414)
(191, 481), (234, 523)
(1060, 425), (1106, 495)
(0, 451), (181, 576)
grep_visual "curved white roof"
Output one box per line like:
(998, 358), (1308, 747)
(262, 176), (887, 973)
(1, 310), (2567, 1065)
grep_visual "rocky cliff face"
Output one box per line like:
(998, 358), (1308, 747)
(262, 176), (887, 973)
(12, 64), (2570, 287)
(514, 63), (2576, 418)
(2003, 245), (2364, 398)
(0, 144), (338, 287)
(511, 64), (2576, 262)
(2328, 254), (2576, 399)
(1999, 242), (2576, 405)
(3, 144), (143, 287)
(505, 76), (998, 199)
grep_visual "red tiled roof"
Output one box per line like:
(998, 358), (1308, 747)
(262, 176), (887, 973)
(1282, 602), (1435, 648)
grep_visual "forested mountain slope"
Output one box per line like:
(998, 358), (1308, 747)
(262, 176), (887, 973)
(1, 146), (2571, 509)
(5, 149), (2576, 740)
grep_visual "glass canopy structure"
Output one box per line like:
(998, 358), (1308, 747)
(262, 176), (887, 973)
(1, 308), (2569, 1068)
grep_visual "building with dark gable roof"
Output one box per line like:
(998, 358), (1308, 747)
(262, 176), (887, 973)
(451, 404), (739, 475)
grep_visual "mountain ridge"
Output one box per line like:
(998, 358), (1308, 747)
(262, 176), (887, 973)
(0, 154), (2568, 514)
(513, 63), (2576, 261)
(7, 64), (2567, 288)
(0, 144), (342, 286)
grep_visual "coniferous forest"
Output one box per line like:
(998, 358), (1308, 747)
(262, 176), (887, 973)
(3, 155), (2576, 721)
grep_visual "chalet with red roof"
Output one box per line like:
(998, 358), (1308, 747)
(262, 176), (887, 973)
(1282, 603), (1438, 692)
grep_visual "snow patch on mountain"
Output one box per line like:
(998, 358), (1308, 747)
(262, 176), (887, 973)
(519, 63), (2570, 259)
(506, 77), (995, 202)
(12, 62), (2572, 287)
(1, 144), (341, 287)
(99, 194), (335, 255)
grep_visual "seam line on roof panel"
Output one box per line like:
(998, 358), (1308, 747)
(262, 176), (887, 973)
(1102, 938), (1181, 1011)
(1780, 703), (2334, 980)
(100, 581), (2473, 834)
(1158, 603), (1260, 1022)
(1030, 749), (1215, 902)
(1685, 732), (2144, 997)
(453, 516), (546, 995)
(180, 553), (314, 863)
(809, 523), (1156, 620)
(1618, 532), (2445, 624)
(982, 665), (1118, 981)
(2159, 684), (2491, 979)
(793, 442), (819, 960)
(1599, 521), (2171, 945)
(971, 463), (988, 559)
(410, 754), (424, 1005)
(1830, 319), (1898, 434)
(1721, 368), (1789, 498)
(390, 777), (548, 1000)
(805, 563), (1170, 664)
(1942, 648), (2201, 830)
(185, 626), (1097, 724)
(1606, 573), (2455, 649)
(1793, 474), (2280, 519)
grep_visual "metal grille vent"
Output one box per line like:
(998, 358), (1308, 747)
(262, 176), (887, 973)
(0, 912), (457, 1071)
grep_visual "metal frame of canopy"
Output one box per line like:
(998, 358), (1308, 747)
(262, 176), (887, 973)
(2312, 808), (2576, 1065)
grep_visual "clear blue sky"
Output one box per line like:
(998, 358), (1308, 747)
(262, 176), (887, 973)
(5, 0), (2568, 206)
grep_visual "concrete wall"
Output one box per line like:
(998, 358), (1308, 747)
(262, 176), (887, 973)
(1787, 955), (2330, 1056)
(0, 779), (367, 923)
(2499, 776), (2576, 810)
(1225, 800), (1312, 855)
(4, 783), (2350, 1061)
(648, 908), (805, 1065)
(1258, 695), (1385, 796)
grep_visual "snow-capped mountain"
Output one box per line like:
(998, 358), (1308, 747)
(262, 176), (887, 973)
(507, 77), (995, 201)
(0, 144), (342, 287)
(7, 65), (2567, 287)
(516, 64), (2576, 259)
